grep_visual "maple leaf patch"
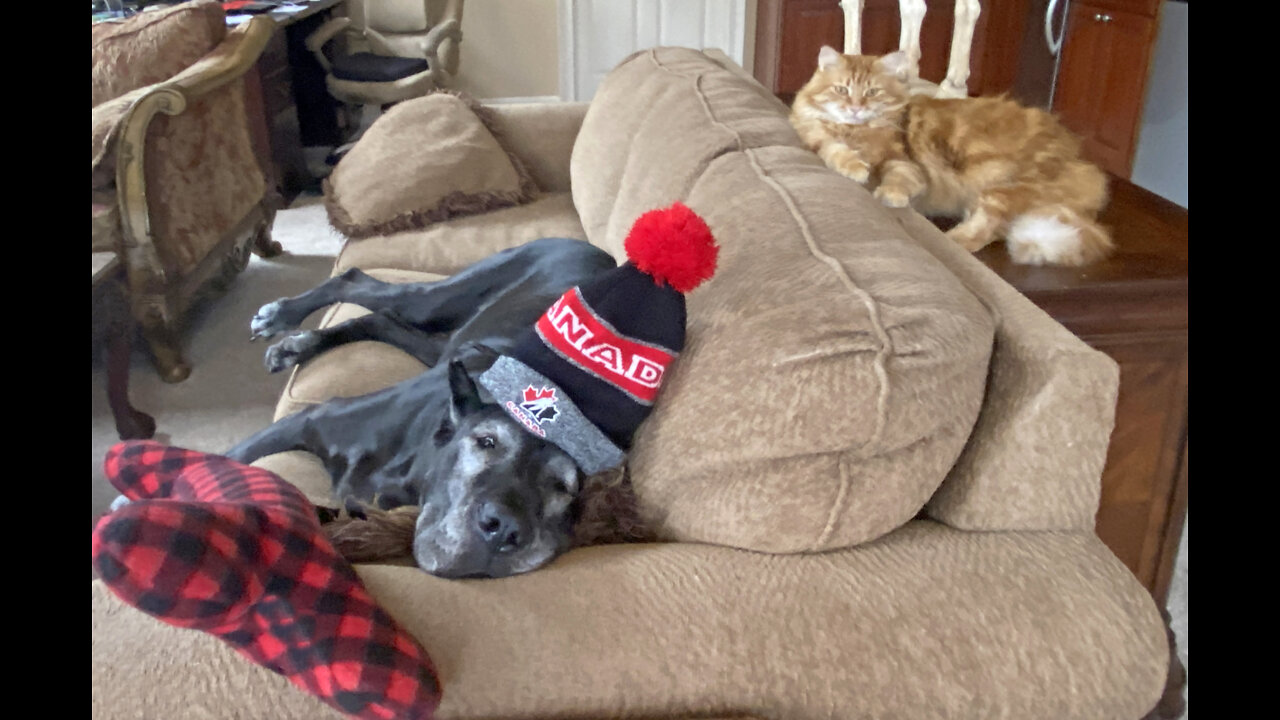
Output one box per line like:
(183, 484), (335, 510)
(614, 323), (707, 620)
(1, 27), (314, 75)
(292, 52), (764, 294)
(520, 386), (560, 424)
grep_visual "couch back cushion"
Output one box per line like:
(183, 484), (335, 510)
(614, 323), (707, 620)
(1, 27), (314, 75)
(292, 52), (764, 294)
(92, 0), (226, 107)
(573, 49), (996, 553)
(571, 48), (802, 259)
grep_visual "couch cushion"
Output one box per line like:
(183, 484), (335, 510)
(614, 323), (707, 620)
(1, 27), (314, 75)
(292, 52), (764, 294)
(621, 146), (994, 553)
(324, 91), (538, 240)
(334, 192), (587, 277)
(570, 47), (803, 260)
(92, 522), (1168, 719)
(274, 269), (444, 421)
(92, 0), (226, 107)
(571, 48), (996, 553)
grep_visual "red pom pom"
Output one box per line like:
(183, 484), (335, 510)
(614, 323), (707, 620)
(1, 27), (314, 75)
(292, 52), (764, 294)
(623, 202), (719, 293)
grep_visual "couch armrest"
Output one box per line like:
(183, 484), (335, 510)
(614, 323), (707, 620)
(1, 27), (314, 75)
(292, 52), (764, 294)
(890, 210), (1121, 532)
(480, 102), (590, 194)
(111, 16), (273, 303)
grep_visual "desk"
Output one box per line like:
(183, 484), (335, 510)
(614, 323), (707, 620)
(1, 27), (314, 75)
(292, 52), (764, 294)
(240, 0), (347, 204)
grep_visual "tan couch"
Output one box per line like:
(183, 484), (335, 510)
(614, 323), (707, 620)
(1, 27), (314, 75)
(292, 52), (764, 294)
(91, 49), (1169, 719)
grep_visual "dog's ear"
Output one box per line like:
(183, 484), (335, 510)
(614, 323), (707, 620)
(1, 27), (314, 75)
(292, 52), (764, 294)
(447, 359), (485, 425)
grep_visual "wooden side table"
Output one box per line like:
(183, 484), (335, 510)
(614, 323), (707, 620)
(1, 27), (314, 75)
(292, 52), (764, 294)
(93, 252), (156, 441)
(973, 176), (1187, 605)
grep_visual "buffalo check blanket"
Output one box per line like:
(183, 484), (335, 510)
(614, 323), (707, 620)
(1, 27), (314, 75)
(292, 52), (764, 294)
(92, 440), (441, 719)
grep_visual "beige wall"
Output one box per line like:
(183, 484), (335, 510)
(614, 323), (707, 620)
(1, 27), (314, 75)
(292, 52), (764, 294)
(453, 0), (561, 100)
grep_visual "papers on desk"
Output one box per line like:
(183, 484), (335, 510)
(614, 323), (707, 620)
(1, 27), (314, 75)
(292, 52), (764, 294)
(225, 3), (308, 25)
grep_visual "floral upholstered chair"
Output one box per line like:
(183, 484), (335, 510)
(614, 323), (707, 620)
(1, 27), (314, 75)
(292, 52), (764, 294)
(92, 0), (281, 382)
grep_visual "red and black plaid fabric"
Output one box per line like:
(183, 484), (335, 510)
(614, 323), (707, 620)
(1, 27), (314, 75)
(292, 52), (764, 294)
(91, 441), (441, 719)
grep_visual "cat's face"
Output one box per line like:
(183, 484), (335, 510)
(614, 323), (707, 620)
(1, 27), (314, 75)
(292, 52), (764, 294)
(795, 47), (911, 126)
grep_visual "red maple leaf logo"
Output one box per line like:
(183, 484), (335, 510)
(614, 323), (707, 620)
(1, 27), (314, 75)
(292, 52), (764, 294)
(523, 386), (556, 403)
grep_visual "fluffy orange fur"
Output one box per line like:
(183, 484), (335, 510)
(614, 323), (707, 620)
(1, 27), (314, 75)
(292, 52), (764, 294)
(790, 47), (1113, 266)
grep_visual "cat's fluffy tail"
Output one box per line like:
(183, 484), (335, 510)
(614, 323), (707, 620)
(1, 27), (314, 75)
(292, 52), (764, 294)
(1005, 207), (1114, 266)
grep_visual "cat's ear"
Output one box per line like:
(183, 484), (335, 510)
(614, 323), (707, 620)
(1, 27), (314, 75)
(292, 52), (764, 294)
(875, 51), (911, 80)
(818, 45), (843, 70)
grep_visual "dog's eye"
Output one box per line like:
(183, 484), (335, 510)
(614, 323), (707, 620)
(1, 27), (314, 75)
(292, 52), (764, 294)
(551, 479), (572, 495)
(476, 435), (496, 449)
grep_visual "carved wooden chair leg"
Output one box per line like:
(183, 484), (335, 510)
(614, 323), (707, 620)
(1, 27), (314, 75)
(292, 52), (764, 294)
(940, 0), (982, 97)
(897, 0), (928, 81)
(840, 0), (865, 54)
(139, 309), (191, 384)
(105, 330), (156, 440)
(97, 277), (156, 439)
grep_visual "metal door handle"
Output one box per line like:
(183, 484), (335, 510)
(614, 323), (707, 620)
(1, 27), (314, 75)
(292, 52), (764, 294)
(1045, 0), (1065, 54)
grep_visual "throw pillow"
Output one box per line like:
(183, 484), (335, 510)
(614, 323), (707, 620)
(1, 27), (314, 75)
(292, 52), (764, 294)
(91, 441), (441, 720)
(324, 90), (539, 239)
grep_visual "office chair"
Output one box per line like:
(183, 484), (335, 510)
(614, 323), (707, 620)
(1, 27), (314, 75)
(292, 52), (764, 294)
(306, 0), (464, 148)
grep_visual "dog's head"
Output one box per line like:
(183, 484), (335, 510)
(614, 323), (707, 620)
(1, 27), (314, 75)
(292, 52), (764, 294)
(410, 360), (581, 579)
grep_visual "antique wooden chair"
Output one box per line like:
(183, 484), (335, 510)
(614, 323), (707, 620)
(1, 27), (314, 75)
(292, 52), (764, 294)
(92, 3), (280, 383)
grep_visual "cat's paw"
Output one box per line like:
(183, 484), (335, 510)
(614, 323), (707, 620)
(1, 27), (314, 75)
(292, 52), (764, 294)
(833, 158), (872, 184)
(874, 185), (912, 208)
(946, 226), (995, 253)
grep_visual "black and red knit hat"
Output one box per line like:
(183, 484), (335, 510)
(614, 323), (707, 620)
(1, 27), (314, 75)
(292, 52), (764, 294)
(478, 202), (718, 475)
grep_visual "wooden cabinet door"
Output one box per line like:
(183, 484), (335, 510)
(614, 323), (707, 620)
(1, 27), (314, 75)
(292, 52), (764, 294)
(777, 0), (846, 95)
(1052, 2), (1158, 178)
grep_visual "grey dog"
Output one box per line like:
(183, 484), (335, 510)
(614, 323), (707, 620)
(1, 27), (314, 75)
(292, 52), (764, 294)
(225, 237), (618, 579)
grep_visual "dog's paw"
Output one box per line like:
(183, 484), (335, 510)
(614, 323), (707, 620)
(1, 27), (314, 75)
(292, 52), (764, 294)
(264, 332), (321, 373)
(250, 300), (291, 341)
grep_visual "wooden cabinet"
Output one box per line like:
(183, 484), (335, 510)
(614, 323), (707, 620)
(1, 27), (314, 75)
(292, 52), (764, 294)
(1052, 1), (1159, 178)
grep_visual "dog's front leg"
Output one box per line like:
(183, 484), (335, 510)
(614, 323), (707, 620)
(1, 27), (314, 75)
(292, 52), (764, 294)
(225, 408), (313, 465)
(264, 310), (446, 373)
(251, 268), (407, 340)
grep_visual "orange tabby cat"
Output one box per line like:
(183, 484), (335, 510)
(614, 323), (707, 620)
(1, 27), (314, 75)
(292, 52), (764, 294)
(790, 46), (1113, 266)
